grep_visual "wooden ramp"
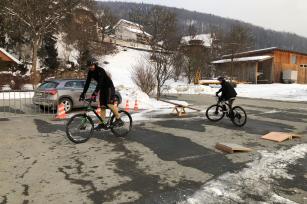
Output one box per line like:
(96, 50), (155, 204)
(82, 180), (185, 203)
(215, 143), (253, 154)
(159, 99), (201, 117)
(261, 132), (301, 142)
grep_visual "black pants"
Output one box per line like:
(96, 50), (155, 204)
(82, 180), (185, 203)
(99, 87), (115, 107)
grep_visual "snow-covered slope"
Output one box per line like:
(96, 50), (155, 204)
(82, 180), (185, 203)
(99, 47), (149, 88)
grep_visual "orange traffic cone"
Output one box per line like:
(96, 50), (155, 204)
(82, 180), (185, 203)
(125, 99), (130, 112)
(55, 103), (67, 120)
(114, 100), (118, 108)
(96, 106), (101, 115)
(134, 99), (139, 112)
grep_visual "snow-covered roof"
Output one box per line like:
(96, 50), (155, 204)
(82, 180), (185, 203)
(223, 47), (277, 58)
(0, 48), (22, 64)
(212, 55), (273, 64)
(125, 27), (152, 37)
(113, 19), (152, 37)
(181, 34), (213, 47)
(114, 19), (143, 29)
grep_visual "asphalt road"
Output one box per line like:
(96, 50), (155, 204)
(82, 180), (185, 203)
(0, 95), (306, 204)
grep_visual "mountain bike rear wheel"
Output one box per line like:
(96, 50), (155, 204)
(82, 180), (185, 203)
(110, 110), (132, 137)
(231, 106), (247, 127)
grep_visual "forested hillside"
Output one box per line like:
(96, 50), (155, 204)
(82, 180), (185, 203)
(99, 1), (307, 53)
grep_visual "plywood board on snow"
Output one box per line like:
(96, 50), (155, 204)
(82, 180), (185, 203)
(261, 132), (301, 142)
(215, 143), (253, 154)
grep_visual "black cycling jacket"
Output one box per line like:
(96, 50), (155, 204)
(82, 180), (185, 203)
(216, 81), (237, 100)
(82, 66), (114, 95)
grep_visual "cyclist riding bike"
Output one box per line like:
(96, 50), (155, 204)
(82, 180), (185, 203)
(79, 58), (123, 130)
(216, 76), (237, 113)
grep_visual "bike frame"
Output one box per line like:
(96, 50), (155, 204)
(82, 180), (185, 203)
(82, 99), (114, 128)
(217, 98), (231, 112)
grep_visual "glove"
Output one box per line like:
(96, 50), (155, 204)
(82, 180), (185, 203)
(79, 93), (85, 101)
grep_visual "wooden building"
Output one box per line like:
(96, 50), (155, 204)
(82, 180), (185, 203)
(0, 48), (22, 71)
(212, 47), (307, 84)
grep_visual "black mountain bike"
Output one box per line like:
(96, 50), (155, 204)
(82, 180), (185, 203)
(66, 98), (132, 143)
(206, 97), (247, 127)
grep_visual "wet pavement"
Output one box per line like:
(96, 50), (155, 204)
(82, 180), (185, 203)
(0, 95), (306, 203)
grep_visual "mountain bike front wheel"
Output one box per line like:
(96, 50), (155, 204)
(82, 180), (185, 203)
(66, 114), (94, 143)
(206, 104), (225, 121)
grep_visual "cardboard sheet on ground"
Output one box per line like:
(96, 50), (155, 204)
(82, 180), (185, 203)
(261, 132), (301, 142)
(215, 143), (253, 154)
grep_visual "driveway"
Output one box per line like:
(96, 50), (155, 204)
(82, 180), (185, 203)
(0, 95), (306, 203)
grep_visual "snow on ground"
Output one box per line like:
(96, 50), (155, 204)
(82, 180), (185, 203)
(165, 82), (307, 102)
(0, 91), (34, 99)
(180, 144), (307, 204)
(236, 83), (307, 101)
(95, 47), (307, 103)
(96, 47), (191, 111)
(99, 47), (149, 88)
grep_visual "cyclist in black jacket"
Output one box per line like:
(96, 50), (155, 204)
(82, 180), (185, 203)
(80, 58), (123, 130)
(216, 76), (237, 111)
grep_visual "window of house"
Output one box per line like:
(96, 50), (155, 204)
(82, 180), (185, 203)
(290, 55), (297, 64)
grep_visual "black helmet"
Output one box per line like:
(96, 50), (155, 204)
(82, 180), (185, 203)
(217, 76), (225, 81)
(86, 57), (98, 66)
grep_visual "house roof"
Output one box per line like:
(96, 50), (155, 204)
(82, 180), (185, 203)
(212, 55), (273, 64)
(181, 34), (213, 47)
(113, 19), (152, 37)
(0, 48), (22, 64)
(115, 19), (143, 29)
(223, 47), (307, 58)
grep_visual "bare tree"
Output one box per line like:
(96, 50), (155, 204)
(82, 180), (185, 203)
(172, 51), (189, 81)
(222, 24), (254, 81)
(129, 6), (181, 98)
(61, 7), (100, 67)
(94, 5), (118, 44)
(149, 52), (175, 99)
(132, 60), (156, 95)
(186, 19), (197, 39)
(2, 0), (88, 84)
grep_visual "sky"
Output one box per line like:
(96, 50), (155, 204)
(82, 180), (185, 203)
(98, 0), (307, 38)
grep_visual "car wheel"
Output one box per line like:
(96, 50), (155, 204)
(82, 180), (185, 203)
(59, 98), (73, 113)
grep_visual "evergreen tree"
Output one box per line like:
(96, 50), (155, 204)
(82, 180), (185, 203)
(39, 34), (59, 70)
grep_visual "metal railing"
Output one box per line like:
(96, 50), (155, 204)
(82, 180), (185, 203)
(0, 90), (57, 118)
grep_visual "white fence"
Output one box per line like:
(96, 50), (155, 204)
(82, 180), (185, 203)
(0, 90), (56, 118)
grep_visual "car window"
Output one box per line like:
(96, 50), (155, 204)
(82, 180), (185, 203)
(65, 81), (84, 89)
(39, 82), (58, 89)
(89, 82), (96, 90)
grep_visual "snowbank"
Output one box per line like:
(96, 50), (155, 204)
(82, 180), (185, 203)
(165, 82), (307, 102)
(236, 83), (307, 101)
(181, 144), (307, 204)
(116, 85), (188, 110)
(0, 91), (34, 99)
(21, 84), (34, 90)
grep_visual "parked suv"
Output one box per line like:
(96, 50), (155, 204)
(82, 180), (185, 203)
(33, 79), (122, 112)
